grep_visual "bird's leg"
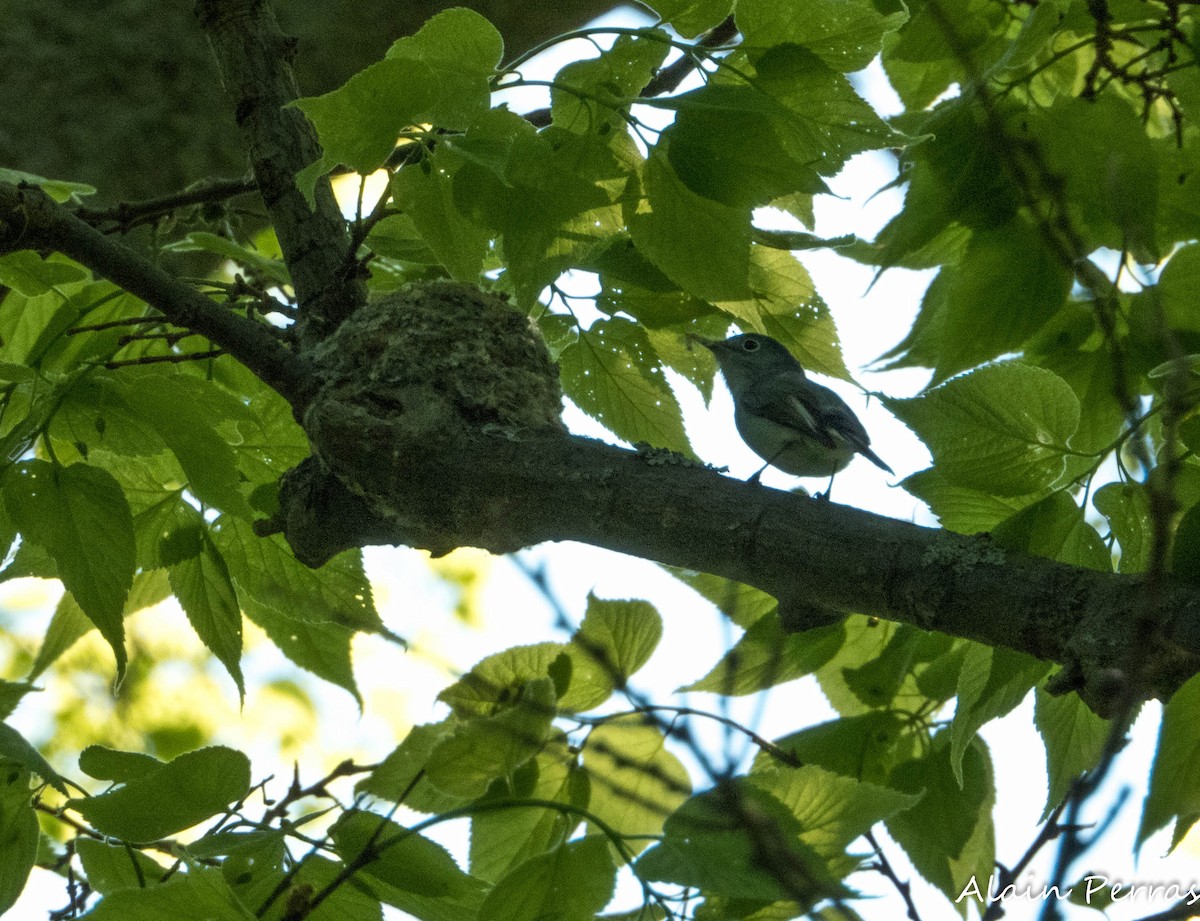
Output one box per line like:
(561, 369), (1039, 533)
(817, 467), (836, 502)
(746, 461), (770, 485)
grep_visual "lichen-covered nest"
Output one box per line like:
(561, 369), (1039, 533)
(306, 281), (565, 439)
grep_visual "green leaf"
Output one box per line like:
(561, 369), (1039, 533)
(76, 838), (169, 894)
(1094, 483), (1151, 575)
(448, 109), (613, 304)
(552, 31), (670, 135)
(873, 100), (1017, 269)
(991, 492), (1110, 570)
(950, 645), (1049, 784)
(169, 524), (244, 699)
(747, 44), (901, 175)
(663, 567), (778, 628)
(637, 782), (844, 904)
(815, 616), (904, 717)
(990, 0), (1071, 73)
(1172, 501), (1200, 582)
(737, 0), (907, 72)
(886, 732), (995, 904)
(469, 732), (585, 882)
(480, 836), (614, 921)
(582, 716), (690, 856)
(384, 8), (504, 129)
(260, 853), (384, 921)
(1159, 244), (1200, 333)
(883, 362), (1080, 496)
(573, 594), (662, 685)
(79, 745), (162, 782)
(361, 213), (439, 266)
(0, 681), (33, 721)
(0, 251), (87, 296)
(426, 678), (557, 798)
(749, 764), (919, 865)
(626, 147), (752, 301)
(0, 288), (78, 369)
(1023, 94), (1159, 261)
(0, 723), (67, 793)
(357, 721), (467, 814)
(220, 830), (287, 914)
(660, 84), (826, 210)
(1034, 684), (1109, 822)
(3, 460), (135, 676)
(117, 375), (255, 518)
(70, 865), (253, 921)
(68, 746), (251, 843)
(758, 712), (908, 786)
(332, 810), (478, 898)
(926, 219), (1071, 383)
(440, 643), (575, 717)
(1139, 672), (1200, 849)
(714, 246), (849, 380)
(28, 569), (170, 680)
(162, 233), (289, 286)
(681, 613), (843, 695)
(0, 362), (34, 383)
(0, 761), (38, 917)
(645, 0), (733, 38)
(239, 600), (361, 703)
(559, 317), (691, 453)
(900, 468), (1036, 534)
(881, 0), (1009, 110)
(841, 626), (950, 710)
(0, 167), (96, 203)
(294, 61), (441, 176)
(1029, 339), (1127, 456)
(390, 149), (488, 282)
(50, 372), (165, 462)
(212, 516), (380, 632)
(537, 315), (579, 363)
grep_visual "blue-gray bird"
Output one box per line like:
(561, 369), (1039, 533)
(703, 333), (892, 487)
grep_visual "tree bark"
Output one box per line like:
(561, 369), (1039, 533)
(195, 0), (366, 346)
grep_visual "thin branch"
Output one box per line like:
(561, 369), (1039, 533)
(72, 176), (258, 233)
(105, 349), (225, 369)
(865, 830), (923, 921)
(0, 181), (313, 407)
(522, 16), (739, 128)
(982, 798), (1071, 921)
(641, 15), (739, 97)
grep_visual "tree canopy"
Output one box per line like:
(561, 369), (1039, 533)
(2, 0), (1200, 918)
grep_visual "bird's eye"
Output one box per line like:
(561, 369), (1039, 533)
(742, 338), (759, 352)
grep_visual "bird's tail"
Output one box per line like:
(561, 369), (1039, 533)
(860, 446), (894, 475)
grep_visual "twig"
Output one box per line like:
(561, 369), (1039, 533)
(73, 176), (258, 233)
(982, 798), (1070, 921)
(0, 181), (312, 407)
(522, 16), (739, 128)
(105, 349), (225, 369)
(866, 830), (922, 921)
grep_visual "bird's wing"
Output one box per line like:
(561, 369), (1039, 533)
(742, 374), (894, 473)
(739, 372), (838, 448)
(809, 386), (895, 474)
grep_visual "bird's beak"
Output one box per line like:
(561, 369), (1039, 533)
(685, 333), (721, 353)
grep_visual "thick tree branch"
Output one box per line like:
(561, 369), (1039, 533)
(0, 181), (313, 406)
(194, 0), (365, 346)
(275, 402), (1200, 713)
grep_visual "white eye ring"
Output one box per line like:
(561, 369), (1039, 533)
(742, 338), (759, 352)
